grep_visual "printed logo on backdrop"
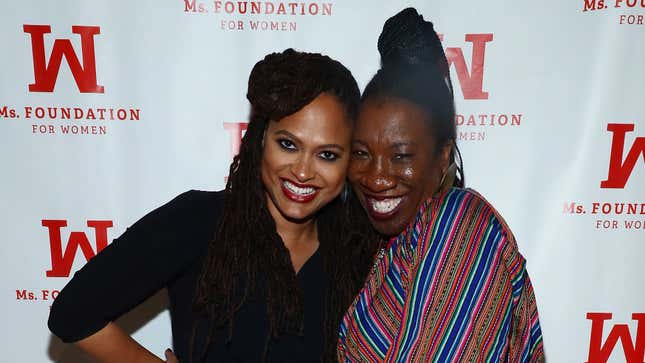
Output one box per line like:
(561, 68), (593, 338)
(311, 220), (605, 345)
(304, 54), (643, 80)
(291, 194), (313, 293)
(586, 312), (645, 363)
(437, 33), (523, 143)
(15, 219), (113, 307)
(224, 122), (248, 163)
(582, 0), (645, 26)
(0, 25), (142, 136)
(221, 33), (519, 163)
(183, 1), (334, 32)
(563, 123), (644, 231)
(602, 123), (645, 189)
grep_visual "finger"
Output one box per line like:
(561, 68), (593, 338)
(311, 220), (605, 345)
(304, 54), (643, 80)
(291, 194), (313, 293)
(165, 348), (179, 363)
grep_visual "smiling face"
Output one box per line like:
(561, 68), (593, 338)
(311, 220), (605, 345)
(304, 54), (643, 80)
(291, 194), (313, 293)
(261, 92), (352, 223)
(349, 97), (451, 236)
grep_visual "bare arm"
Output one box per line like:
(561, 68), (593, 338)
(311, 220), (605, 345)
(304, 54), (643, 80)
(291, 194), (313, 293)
(75, 322), (164, 363)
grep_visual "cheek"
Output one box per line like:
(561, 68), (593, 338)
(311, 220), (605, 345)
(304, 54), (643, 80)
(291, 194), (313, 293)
(401, 167), (414, 179)
(414, 156), (445, 197)
(347, 161), (362, 183)
(259, 154), (272, 189)
(260, 150), (272, 178)
(426, 154), (446, 182)
(260, 146), (285, 188)
(395, 164), (424, 187)
(262, 144), (291, 172)
(261, 144), (275, 168)
(319, 159), (349, 190)
(403, 156), (437, 185)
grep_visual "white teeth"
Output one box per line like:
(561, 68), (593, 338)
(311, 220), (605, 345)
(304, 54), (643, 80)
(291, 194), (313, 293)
(370, 197), (403, 214)
(283, 180), (316, 196)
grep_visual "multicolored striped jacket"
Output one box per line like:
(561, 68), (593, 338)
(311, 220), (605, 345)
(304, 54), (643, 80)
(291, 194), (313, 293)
(338, 188), (544, 362)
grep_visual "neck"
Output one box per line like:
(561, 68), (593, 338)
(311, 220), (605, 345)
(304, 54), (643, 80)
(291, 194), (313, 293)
(266, 194), (318, 249)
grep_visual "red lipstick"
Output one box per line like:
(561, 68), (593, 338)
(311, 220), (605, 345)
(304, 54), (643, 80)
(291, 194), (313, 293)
(280, 178), (319, 203)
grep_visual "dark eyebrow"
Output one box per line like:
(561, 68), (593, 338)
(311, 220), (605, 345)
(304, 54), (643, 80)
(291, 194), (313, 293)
(318, 144), (345, 152)
(353, 140), (417, 148)
(273, 130), (299, 140)
(274, 130), (345, 151)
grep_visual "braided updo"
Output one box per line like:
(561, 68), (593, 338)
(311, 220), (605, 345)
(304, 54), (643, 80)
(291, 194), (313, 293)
(363, 8), (465, 187)
(193, 49), (376, 362)
(247, 48), (359, 121)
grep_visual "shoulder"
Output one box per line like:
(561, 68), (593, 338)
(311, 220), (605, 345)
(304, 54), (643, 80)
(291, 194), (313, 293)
(437, 188), (513, 239)
(435, 188), (526, 279)
(437, 187), (499, 216)
(428, 188), (504, 236)
(167, 189), (226, 210)
(127, 189), (227, 239)
(154, 189), (226, 219)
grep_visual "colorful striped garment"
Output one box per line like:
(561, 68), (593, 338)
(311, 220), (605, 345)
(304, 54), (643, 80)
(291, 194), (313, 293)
(338, 188), (544, 362)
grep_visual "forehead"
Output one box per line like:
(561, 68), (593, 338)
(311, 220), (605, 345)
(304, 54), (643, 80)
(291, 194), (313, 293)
(267, 93), (352, 142)
(355, 97), (432, 142)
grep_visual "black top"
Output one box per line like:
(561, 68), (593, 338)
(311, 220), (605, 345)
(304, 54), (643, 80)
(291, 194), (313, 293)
(48, 190), (327, 362)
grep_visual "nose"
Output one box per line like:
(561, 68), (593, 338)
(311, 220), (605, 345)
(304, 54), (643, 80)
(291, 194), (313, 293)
(290, 155), (315, 182)
(361, 156), (395, 193)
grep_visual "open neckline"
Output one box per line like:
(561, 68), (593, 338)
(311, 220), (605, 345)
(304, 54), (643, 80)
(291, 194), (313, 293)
(295, 247), (320, 277)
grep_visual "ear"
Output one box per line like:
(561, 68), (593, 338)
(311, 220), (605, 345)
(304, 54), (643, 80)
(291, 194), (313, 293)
(436, 142), (457, 194)
(439, 141), (453, 174)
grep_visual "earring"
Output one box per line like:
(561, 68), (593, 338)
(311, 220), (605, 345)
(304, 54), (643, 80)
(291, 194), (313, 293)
(437, 163), (457, 194)
(261, 127), (267, 148)
(439, 170), (447, 188)
(340, 183), (350, 203)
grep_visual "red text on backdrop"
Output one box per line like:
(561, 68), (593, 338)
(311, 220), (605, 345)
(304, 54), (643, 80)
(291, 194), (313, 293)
(43, 219), (113, 278)
(1, 24), (144, 136)
(582, 0), (645, 25)
(586, 312), (645, 363)
(601, 123), (645, 189)
(562, 123), (644, 230)
(23, 25), (104, 93)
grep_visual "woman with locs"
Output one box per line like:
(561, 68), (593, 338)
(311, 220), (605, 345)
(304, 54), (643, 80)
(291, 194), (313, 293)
(337, 8), (545, 362)
(48, 49), (378, 363)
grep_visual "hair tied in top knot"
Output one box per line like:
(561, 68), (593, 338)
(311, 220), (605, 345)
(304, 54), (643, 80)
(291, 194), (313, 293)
(246, 48), (359, 123)
(246, 48), (302, 121)
(377, 7), (450, 78)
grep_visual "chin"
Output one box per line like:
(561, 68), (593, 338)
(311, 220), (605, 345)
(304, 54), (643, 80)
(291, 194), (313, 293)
(370, 218), (407, 237)
(278, 202), (319, 222)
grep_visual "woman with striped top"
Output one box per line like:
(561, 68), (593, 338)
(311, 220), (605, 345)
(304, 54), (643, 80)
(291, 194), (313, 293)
(338, 8), (545, 362)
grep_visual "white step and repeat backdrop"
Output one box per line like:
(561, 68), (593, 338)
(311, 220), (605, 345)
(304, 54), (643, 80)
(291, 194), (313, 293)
(1, 1), (643, 362)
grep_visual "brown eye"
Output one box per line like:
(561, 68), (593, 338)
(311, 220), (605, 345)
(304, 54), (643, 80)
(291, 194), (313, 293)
(319, 151), (339, 161)
(278, 139), (297, 151)
(352, 150), (368, 159)
(393, 153), (413, 161)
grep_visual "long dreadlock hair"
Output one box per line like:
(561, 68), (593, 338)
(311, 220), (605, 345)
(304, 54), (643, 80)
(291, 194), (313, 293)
(362, 8), (465, 187)
(192, 48), (379, 362)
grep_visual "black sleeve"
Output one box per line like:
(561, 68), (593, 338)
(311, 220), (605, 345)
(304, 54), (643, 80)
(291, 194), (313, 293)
(48, 190), (225, 343)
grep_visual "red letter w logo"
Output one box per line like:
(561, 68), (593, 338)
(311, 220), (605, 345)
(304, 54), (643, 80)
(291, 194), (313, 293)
(223, 122), (249, 160)
(43, 219), (113, 277)
(586, 312), (645, 363)
(600, 123), (645, 189)
(23, 25), (104, 93)
(439, 34), (494, 100)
